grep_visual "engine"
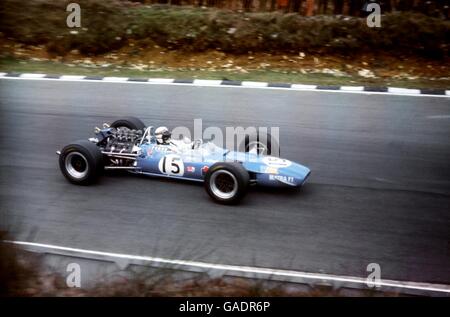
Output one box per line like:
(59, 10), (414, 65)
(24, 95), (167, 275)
(94, 126), (145, 169)
(103, 128), (143, 153)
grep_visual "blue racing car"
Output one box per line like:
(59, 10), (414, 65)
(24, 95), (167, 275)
(58, 117), (311, 204)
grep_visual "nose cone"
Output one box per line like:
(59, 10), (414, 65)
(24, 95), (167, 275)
(284, 162), (311, 186)
(260, 161), (311, 187)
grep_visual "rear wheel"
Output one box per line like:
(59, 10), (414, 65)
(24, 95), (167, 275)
(110, 117), (145, 131)
(59, 140), (103, 185)
(204, 162), (249, 205)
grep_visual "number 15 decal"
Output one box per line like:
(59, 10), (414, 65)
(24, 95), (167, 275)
(158, 154), (184, 176)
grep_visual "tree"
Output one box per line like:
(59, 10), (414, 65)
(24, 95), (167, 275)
(318, 0), (329, 14)
(291, 0), (303, 13)
(349, 0), (364, 16)
(259, 0), (268, 10)
(243, 0), (253, 11)
(270, 0), (277, 10)
(334, 0), (344, 14)
(306, 0), (315, 15)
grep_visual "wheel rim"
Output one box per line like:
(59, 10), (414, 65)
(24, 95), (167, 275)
(210, 170), (238, 200)
(65, 152), (89, 179)
(247, 141), (268, 155)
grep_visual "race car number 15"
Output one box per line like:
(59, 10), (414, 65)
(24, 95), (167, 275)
(159, 154), (184, 176)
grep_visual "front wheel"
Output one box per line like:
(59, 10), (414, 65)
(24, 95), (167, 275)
(59, 140), (103, 185)
(204, 162), (249, 205)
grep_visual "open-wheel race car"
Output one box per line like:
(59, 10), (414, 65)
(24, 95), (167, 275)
(57, 117), (311, 204)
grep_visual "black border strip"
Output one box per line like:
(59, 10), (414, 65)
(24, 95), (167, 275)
(420, 88), (446, 95)
(221, 80), (242, 86)
(127, 78), (149, 82)
(268, 82), (292, 88)
(1, 73), (448, 95)
(5, 72), (22, 77)
(44, 74), (61, 79)
(173, 78), (194, 84)
(364, 86), (388, 92)
(84, 76), (104, 81)
(316, 85), (341, 90)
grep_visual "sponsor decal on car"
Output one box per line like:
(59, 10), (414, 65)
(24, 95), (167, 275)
(269, 175), (296, 186)
(262, 156), (292, 168)
(186, 166), (195, 173)
(201, 165), (209, 175)
(146, 147), (153, 156)
(262, 166), (279, 174)
(154, 145), (172, 153)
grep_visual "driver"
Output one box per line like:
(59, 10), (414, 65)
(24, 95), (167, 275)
(154, 126), (201, 152)
(154, 126), (171, 145)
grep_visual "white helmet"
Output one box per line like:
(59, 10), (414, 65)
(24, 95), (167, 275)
(155, 126), (171, 144)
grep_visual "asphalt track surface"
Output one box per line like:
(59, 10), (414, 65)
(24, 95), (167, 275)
(1, 79), (449, 285)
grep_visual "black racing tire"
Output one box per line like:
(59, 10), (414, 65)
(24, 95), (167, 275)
(59, 140), (104, 185)
(204, 162), (250, 205)
(110, 117), (146, 131)
(239, 131), (279, 156)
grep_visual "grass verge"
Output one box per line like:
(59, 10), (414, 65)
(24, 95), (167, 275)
(1, 57), (449, 89)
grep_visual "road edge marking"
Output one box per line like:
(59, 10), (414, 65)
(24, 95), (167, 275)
(5, 240), (450, 295)
(0, 73), (448, 98)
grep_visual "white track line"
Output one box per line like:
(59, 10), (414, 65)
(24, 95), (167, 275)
(59, 75), (86, 80)
(193, 79), (223, 86)
(5, 240), (450, 294)
(291, 84), (317, 90)
(0, 75), (448, 98)
(242, 81), (268, 88)
(148, 78), (174, 83)
(19, 73), (46, 78)
(388, 87), (422, 95)
(103, 76), (129, 82)
(340, 86), (364, 91)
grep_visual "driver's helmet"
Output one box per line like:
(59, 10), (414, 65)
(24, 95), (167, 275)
(155, 126), (171, 144)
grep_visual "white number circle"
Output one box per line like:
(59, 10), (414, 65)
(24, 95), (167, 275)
(159, 154), (184, 176)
